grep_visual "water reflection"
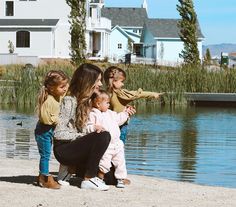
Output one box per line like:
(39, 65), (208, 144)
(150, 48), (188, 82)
(1, 104), (236, 188)
(0, 107), (38, 160)
(179, 107), (197, 182)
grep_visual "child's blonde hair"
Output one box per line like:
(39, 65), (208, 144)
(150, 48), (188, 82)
(37, 70), (68, 116)
(104, 66), (126, 92)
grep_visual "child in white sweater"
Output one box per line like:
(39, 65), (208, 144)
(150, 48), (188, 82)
(86, 90), (135, 188)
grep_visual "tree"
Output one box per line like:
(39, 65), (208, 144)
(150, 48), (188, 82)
(8, 40), (14, 53)
(177, 0), (200, 65)
(127, 38), (133, 53)
(66, 0), (87, 66)
(158, 42), (164, 60)
(204, 48), (212, 65)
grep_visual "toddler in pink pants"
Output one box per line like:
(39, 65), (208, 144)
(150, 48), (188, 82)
(86, 89), (135, 188)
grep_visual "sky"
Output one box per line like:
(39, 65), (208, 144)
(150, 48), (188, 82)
(105, 0), (236, 46)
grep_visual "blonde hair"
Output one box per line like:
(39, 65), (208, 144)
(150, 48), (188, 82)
(103, 66), (126, 92)
(68, 63), (102, 130)
(37, 70), (68, 117)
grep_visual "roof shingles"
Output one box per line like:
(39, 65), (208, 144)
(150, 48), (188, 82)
(101, 7), (148, 27)
(144, 18), (204, 38)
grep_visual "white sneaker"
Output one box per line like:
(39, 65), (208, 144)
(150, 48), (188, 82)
(57, 164), (71, 185)
(81, 177), (109, 191)
(116, 179), (125, 188)
(58, 180), (70, 186)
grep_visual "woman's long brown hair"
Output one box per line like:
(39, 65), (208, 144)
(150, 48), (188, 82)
(69, 63), (102, 130)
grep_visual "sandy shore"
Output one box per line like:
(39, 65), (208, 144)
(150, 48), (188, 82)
(0, 158), (236, 207)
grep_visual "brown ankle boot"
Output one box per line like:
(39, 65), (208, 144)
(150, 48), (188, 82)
(37, 174), (61, 189)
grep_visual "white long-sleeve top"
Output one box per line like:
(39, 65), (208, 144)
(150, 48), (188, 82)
(86, 108), (129, 145)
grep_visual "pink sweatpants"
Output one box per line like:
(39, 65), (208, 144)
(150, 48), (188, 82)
(99, 143), (127, 179)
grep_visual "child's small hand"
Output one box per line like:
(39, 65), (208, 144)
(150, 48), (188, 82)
(94, 125), (105, 133)
(125, 105), (136, 116)
(154, 92), (165, 99)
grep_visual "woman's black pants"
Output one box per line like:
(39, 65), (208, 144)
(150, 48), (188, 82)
(53, 131), (111, 178)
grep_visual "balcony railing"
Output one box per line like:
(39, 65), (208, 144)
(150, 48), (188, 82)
(86, 17), (111, 30)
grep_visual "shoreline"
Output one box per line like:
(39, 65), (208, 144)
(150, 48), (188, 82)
(0, 158), (236, 207)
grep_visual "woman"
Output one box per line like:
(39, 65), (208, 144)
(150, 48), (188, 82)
(53, 63), (111, 191)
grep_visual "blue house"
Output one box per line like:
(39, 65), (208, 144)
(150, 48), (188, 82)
(102, 0), (204, 65)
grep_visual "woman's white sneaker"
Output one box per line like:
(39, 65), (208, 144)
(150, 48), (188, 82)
(58, 180), (70, 186)
(81, 177), (109, 191)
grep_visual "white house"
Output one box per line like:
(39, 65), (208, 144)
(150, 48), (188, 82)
(0, 0), (111, 64)
(0, 0), (71, 59)
(85, 0), (111, 59)
(0, 0), (204, 66)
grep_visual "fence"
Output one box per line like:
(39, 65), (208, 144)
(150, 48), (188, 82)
(0, 54), (39, 66)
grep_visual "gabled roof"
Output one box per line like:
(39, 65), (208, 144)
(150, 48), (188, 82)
(112, 25), (135, 42)
(101, 7), (148, 27)
(144, 18), (204, 39)
(0, 19), (59, 27)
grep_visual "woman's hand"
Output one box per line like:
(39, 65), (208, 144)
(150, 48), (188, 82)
(94, 124), (105, 133)
(125, 105), (136, 116)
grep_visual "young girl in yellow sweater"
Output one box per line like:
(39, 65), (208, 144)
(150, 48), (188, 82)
(104, 66), (164, 144)
(35, 70), (68, 189)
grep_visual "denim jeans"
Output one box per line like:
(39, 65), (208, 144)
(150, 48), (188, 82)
(120, 123), (128, 144)
(35, 122), (55, 175)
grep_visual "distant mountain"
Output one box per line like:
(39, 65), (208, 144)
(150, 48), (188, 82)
(203, 43), (236, 57)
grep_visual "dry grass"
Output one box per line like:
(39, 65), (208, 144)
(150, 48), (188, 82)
(1, 62), (236, 105)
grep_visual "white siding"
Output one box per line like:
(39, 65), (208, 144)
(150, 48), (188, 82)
(156, 40), (183, 65)
(0, 31), (15, 54)
(54, 25), (71, 58)
(110, 28), (129, 61)
(0, 0), (69, 21)
(198, 41), (203, 61)
(0, 0), (70, 59)
(0, 30), (53, 57)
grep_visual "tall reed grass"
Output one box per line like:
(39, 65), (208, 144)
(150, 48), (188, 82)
(1, 62), (236, 106)
(0, 62), (74, 105)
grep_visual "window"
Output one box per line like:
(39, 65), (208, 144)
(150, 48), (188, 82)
(16, 31), (30, 48)
(5, 1), (14, 16)
(118, 43), (122, 49)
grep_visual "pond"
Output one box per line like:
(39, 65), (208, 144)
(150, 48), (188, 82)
(0, 103), (236, 188)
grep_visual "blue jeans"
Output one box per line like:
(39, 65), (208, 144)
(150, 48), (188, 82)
(35, 122), (55, 175)
(120, 123), (128, 144)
